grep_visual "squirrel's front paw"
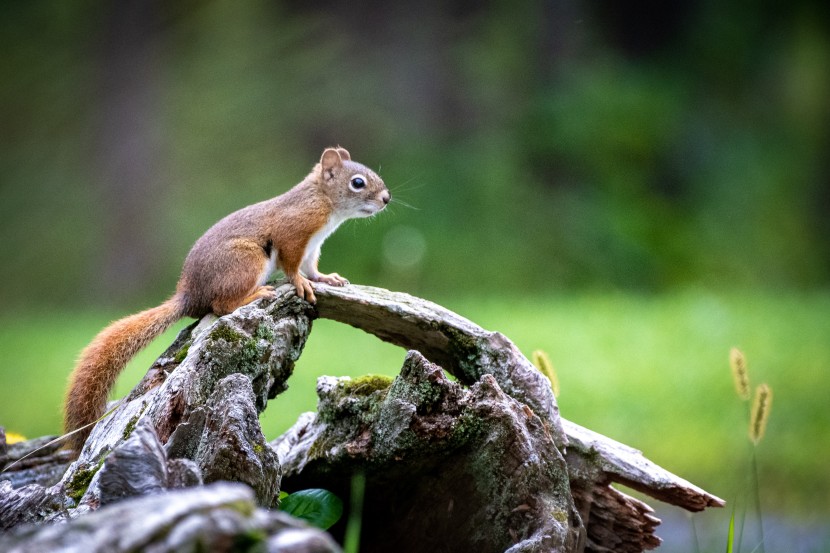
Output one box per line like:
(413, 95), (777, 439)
(313, 272), (350, 287)
(292, 276), (317, 304)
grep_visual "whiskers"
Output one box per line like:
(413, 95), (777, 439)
(390, 197), (419, 210)
(390, 175), (426, 194)
(386, 175), (423, 211)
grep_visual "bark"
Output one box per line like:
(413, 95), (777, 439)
(273, 350), (584, 552)
(0, 482), (340, 553)
(312, 284), (565, 446)
(0, 283), (723, 553)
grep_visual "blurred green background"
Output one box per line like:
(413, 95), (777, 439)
(1, 0), (828, 548)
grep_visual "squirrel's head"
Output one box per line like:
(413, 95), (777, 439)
(317, 147), (390, 219)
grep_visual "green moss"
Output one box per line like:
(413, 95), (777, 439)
(122, 414), (140, 441)
(339, 374), (393, 396)
(306, 436), (326, 460)
(414, 380), (442, 406)
(173, 343), (190, 363)
(222, 497), (257, 518)
(385, 371), (444, 414)
(121, 402), (148, 441)
(202, 322), (269, 388)
(318, 375), (394, 426)
(253, 442), (264, 454)
(450, 411), (488, 446)
(66, 470), (94, 503)
(242, 337), (260, 359)
(210, 324), (244, 344)
(65, 456), (106, 504)
(585, 446), (601, 465)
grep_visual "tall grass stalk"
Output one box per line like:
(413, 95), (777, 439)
(748, 383), (771, 553)
(728, 349), (771, 553)
(750, 448), (765, 553)
(689, 511), (702, 553)
(344, 471), (365, 553)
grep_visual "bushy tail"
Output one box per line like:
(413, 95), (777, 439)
(64, 295), (185, 452)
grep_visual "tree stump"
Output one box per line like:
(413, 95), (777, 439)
(0, 283), (723, 552)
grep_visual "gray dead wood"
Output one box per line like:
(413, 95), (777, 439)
(1, 285), (311, 531)
(60, 285), (310, 511)
(0, 432), (72, 530)
(312, 284), (566, 447)
(0, 282), (723, 553)
(274, 350), (585, 553)
(0, 433), (73, 490)
(0, 482), (340, 553)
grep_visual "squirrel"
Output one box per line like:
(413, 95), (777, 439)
(64, 146), (390, 452)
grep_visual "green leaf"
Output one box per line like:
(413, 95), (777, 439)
(280, 489), (343, 530)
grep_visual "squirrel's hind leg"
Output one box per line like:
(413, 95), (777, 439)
(209, 240), (277, 315)
(212, 284), (278, 315)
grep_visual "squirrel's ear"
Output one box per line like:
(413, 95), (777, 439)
(320, 148), (343, 178)
(335, 147), (351, 161)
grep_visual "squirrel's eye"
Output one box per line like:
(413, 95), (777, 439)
(349, 176), (366, 191)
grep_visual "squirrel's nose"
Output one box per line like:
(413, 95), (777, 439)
(381, 190), (391, 205)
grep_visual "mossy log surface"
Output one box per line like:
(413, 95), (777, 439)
(274, 350), (584, 552)
(312, 284), (566, 447)
(0, 282), (723, 553)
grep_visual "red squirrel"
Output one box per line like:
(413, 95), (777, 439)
(64, 147), (389, 451)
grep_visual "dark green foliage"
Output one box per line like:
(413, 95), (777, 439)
(0, 1), (828, 310)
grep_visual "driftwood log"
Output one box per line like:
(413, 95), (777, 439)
(0, 283), (723, 552)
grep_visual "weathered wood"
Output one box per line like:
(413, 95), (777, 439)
(570, 482), (662, 553)
(309, 284), (724, 552)
(0, 480), (65, 531)
(274, 350), (584, 553)
(0, 432), (71, 530)
(97, 419), (168, 506)
(1, 285), (313, 529)
(0, 482), (341, 553)
(59, 285), (313, 510)
(312, 284), (566, 446)
(0, 434), (73, 490)
(562, 419), (724, 512)
(0, 282), (723, 553)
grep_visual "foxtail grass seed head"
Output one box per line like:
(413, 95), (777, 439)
(532, 349), (560, 397)
(730, 347), (750, 401)
(749, 383), (772, 444)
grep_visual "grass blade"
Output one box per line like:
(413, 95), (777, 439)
(726, 509), (735, 553)
(344, 471), (365, 553)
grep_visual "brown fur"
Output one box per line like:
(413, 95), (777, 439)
(63, 147), (389, 452)
(64, 296), (185, 451)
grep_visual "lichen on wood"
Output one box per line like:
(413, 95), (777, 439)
(274, 350), (584, 552)
(0, 282), (723, 553)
